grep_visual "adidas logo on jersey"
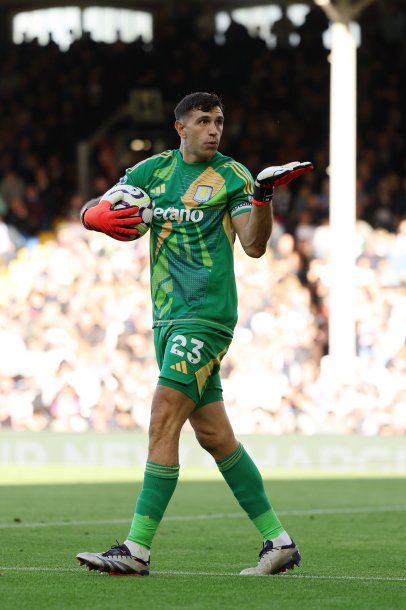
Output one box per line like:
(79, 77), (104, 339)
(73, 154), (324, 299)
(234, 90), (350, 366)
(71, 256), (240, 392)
(170, 361), (188, 374)
(150, 184), (166, 196)
(153, 207), (203, 223)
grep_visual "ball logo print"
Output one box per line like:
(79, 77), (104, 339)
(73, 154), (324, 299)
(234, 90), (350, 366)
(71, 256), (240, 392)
(107, 184), (154, 240)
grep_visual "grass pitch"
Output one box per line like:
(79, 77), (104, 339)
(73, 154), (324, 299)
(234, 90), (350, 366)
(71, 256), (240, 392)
(0, 470), (405, 609)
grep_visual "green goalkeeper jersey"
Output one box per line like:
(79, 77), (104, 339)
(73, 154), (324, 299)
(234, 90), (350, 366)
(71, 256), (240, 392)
(122, 149), (253, 334)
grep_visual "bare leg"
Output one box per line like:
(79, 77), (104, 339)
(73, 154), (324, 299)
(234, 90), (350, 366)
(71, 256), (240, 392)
(189, 400), (238, 459)
(148, 384), (196, 463)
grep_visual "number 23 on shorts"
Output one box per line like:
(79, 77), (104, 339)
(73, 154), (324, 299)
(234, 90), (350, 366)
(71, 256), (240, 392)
(170, 335), (205, 365)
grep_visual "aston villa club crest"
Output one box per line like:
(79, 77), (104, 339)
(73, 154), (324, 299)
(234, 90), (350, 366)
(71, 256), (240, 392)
(193, 185), (213, 204)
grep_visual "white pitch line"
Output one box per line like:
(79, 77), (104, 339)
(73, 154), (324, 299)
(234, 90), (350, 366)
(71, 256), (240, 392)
(156, 571), (406, 583)
(0, 517), (131, 529)
(0, 566), (405, 583)
(0, 567), (79, 573)
(0, 505), (405, 530)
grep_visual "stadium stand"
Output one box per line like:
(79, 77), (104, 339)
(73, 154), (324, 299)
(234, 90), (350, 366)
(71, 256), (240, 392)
(0, 2), (404, 433)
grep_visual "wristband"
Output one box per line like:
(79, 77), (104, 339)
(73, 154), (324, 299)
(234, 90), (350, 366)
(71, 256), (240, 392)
(80, 205), (90, 229)
(253, 183), (274, 205)
(252, 198), (271, 207)
(80, 199), (102, 230)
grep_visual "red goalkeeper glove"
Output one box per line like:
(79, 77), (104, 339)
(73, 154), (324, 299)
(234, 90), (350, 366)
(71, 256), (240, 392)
(253, 161), (314, 206)
(82, 187), (143, 242)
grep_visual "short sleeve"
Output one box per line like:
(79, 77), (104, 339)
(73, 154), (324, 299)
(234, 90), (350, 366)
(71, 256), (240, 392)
(226, 161), (254, 218)
(116, 158), (153, 192)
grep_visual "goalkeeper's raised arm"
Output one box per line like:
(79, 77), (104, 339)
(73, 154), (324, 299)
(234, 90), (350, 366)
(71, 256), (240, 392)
(232, 161), (313, 258)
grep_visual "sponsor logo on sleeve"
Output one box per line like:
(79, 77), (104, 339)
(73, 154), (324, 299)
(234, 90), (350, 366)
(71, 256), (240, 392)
(231, 201), (252, 214)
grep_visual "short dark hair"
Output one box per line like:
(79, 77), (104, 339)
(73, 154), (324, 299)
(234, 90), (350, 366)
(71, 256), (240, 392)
(174, 92), (223, 120)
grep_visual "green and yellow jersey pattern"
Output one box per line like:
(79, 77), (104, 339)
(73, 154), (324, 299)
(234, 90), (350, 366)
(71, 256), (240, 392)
(122, 149), (253, 334)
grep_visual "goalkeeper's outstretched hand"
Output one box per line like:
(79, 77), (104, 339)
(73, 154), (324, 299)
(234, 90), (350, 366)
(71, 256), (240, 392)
(253, 161), (314, 206)
(82, 187), (142, 242)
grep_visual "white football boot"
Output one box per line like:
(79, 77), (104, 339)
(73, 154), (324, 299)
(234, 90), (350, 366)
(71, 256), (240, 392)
(240, 538), (301, 576)
(77, 541), (150, 576)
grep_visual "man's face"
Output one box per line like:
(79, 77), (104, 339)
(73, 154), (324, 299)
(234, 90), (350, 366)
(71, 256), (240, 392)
(175, 107), (224, 162)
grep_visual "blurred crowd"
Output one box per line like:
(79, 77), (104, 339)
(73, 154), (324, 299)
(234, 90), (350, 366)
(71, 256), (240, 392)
(0, 1), (405, 241)
(0, 1), (405, 434)
(0, 218), (404, 434)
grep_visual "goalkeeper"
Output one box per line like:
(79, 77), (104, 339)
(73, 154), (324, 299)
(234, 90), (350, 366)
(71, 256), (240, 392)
(77, 92), (313, 576)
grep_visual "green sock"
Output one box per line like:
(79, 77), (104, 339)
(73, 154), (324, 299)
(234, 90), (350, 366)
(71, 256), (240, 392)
(216, 443), (284, 540)
(128, 461), (179, 549)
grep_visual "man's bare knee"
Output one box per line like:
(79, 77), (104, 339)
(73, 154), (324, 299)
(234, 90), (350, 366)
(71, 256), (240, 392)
(149, 385), (195, 447)
(195, 428), (237, 459)
(190, 401), (238, 460)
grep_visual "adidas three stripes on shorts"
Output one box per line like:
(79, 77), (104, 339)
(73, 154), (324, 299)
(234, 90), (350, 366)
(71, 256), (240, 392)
(153, 323), (233, 410)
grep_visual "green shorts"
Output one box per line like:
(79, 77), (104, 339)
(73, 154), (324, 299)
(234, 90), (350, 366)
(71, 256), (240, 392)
(153, 323), (233, 410)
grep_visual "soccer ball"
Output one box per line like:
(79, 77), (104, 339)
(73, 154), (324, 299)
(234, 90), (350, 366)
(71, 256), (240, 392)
(108, 184), (154, 240)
